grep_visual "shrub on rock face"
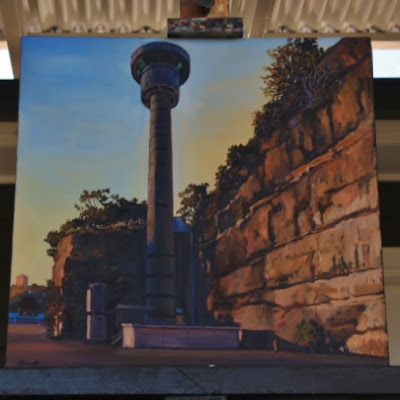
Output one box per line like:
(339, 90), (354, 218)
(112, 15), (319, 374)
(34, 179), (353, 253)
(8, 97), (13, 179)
(261, 38), (327, 107)
(253, 101), (283, 137)
(297, 319), (344, 354)
(177, 183), (210, 227)
(254, 38), (330, 140)
(297, 319), (326, 353)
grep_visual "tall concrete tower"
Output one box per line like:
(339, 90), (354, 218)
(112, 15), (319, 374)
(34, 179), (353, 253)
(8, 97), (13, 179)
(131, 42), (190, 322)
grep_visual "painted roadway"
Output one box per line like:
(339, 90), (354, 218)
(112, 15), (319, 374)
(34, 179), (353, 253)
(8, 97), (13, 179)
(6, 324), (387, 368)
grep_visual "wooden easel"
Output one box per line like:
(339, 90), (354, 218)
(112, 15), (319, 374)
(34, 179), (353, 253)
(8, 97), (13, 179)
(168, 0), (243, 38)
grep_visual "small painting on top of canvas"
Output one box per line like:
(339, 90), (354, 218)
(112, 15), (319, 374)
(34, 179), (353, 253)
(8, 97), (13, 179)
(7, 36), (388, 367)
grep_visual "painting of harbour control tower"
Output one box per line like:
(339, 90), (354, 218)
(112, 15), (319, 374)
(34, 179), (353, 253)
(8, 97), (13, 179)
(7, 36), (388, 367)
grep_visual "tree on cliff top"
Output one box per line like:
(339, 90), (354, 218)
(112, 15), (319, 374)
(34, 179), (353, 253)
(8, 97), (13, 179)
(44, 188), (146, 257)
(253, 38), (328, 137)
(261, 38), (326, 104)
(74, 188), (146, 228)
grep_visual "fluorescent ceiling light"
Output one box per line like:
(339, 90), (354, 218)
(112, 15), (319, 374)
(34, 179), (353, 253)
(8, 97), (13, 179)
(0, 41), (14, 80)
(372, 41), (400, 78)
(372, 50), (400, 78)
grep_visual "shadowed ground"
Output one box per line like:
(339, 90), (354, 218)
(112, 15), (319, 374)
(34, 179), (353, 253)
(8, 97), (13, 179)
(6, 324), (387, 368)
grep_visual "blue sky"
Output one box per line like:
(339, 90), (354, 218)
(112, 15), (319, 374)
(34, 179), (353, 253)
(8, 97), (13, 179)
(12, 36), (340, 285)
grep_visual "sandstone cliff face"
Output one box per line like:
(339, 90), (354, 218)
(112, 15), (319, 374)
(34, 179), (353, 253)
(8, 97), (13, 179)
(200, 38), (387, 357)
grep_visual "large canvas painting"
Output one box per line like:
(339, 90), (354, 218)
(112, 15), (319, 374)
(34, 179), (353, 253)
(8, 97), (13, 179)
(7, 36), (388, 367)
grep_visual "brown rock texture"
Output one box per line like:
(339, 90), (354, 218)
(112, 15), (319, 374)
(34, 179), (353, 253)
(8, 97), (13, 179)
(199, 38), (388, 358)
(53, 229), (146, 288)
(52, 226), (194, 338)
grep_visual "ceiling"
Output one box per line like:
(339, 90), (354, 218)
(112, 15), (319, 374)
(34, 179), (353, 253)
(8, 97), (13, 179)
(0, 0), (399, 36)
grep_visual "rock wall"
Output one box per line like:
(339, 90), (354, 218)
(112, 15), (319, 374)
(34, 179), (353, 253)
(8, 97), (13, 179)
(53, 228), (147, 338)
(53, 228), (146, 291)
(199, 38), (388, 357)
(52, 226), (194, 337)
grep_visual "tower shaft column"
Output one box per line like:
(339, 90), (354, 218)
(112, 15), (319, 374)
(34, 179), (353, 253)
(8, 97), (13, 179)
(131, 41), (190, 323)
(146, 91), (176, 321)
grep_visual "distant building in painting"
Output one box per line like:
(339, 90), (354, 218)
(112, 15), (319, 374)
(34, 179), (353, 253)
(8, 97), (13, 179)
(15, 274), (28, 288)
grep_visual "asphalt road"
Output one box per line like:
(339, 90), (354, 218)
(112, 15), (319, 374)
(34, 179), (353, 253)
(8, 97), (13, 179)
(6, 323), (387, 368)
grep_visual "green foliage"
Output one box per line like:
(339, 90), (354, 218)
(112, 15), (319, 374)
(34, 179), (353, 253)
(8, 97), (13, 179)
(252, 100), (283, 137)
(212, 40), (327, 194)
(177, 183), (209, 226)
(226, 144), (247, 168)
(253, 38), (328, 139)
(44, 188), (146, 257)
(73, 188), (145, 229)
(297, 319), (327, 353)
(214, 164), (231, 190)
(178, 138), (263, 220)
(215, 139), (262, 191)
(297, 318), (345, 354)
(182, 39), (329, 224)
(261, 38), (326, 104)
